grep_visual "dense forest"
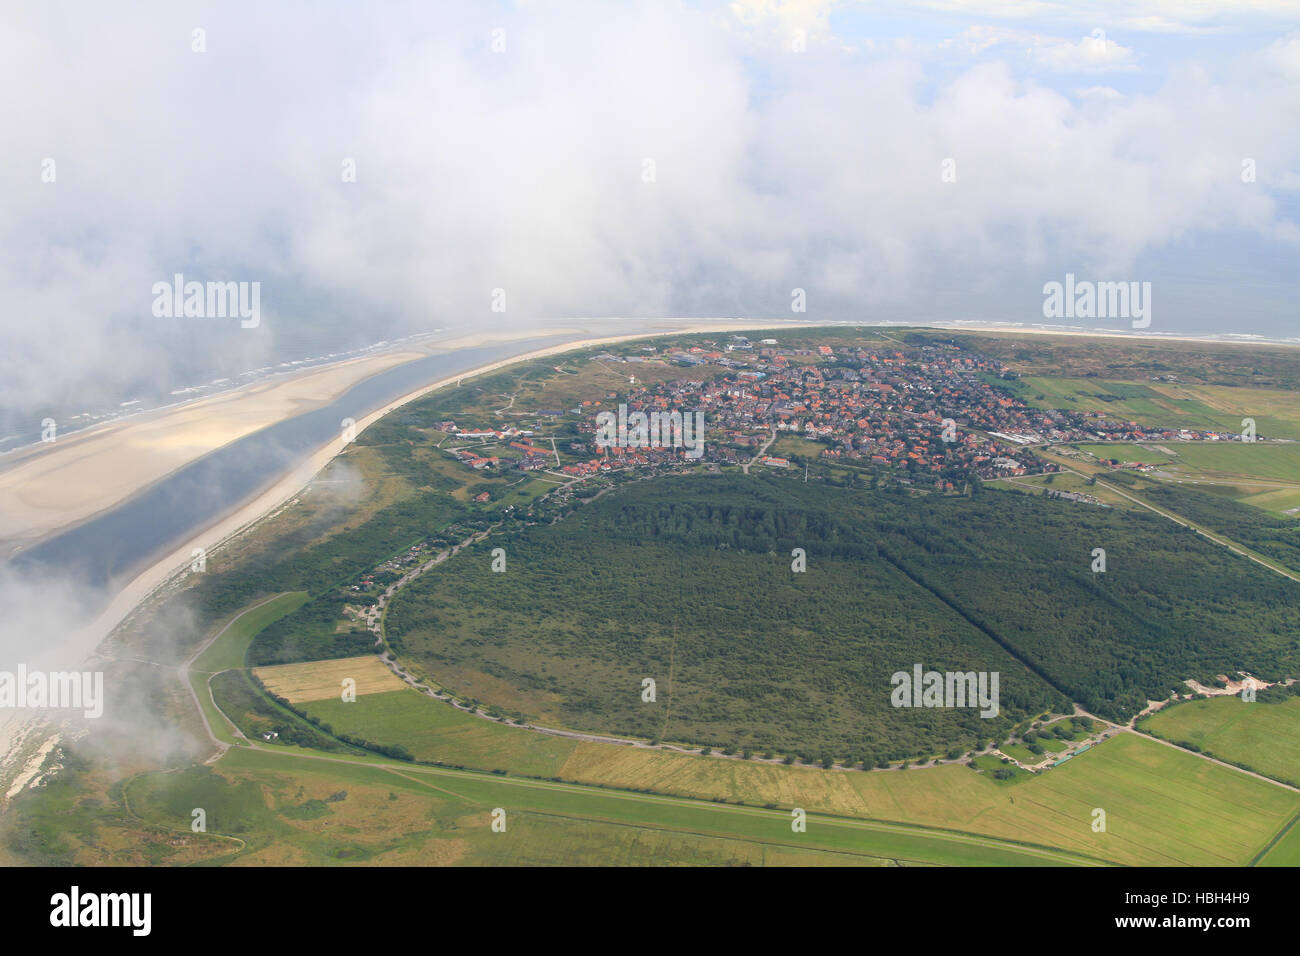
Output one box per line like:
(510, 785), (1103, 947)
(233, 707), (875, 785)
(386, 475), (1063, 760)
(1118, 478), (1300, 574)
(384, 472), (1299, 756)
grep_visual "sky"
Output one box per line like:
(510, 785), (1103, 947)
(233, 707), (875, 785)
(2, 0), (1298, 421)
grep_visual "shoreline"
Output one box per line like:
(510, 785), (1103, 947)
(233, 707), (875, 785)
(76, 321), (769, 667)
(901, 322), (1300, 348)
(0, 346), (434, 556)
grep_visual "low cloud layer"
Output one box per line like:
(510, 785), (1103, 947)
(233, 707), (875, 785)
(2, 1), (1297, 416)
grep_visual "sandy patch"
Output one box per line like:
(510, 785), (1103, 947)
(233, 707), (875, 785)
(0, 349), (427, 554)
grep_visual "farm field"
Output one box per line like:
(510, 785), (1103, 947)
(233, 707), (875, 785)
(1021, 377), (1231, 429)
(1163, 383), (1300, 441)
(1140, 696), (1300, 787)
(303, 688), (579, 778)
(25, 693), (1291, 867)
(255, 654), (407, 702)
(556, 730), (1297, 866)
(1163, 442), (1300, 482)
(1257, 816), (1300, 866)
(1016, 376), (1300, 441)
(1071, 440), (1300, 482)
(282, 682), (1297, 867)
(1059, 442), (1300, 526)
(187, 592), (310, 748)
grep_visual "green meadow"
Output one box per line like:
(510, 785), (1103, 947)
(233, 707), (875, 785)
(105, 726), (1299, 867)
(1141, 695), (1300, 788)
(1257, 815), (1300, 866)
(185, 592), (310, 749)
(1158, 441), (1300, 482)
(1075, 443), (1171, 465)
(303, 690), (578, 778)
(1019, 376), (1300, 440)
(192, 591), (309, 675)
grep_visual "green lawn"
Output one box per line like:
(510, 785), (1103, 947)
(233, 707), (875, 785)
(1000, 743), (1047, 764)
(186, 592), (310, 747)
(303, 688), (578, 778)
(192, 592), (309, 674)
(1075, 443), (1171, 465)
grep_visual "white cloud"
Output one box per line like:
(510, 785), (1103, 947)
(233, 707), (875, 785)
(0, 0), (1296, 414)
(728, 0), (844, 51)
(900, 0), (1300, 32)
(1075, 84), (1125, 99)
(1033, 30), (1138, 72)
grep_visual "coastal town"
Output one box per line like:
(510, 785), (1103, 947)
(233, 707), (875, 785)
(436, 336), (1243, 490)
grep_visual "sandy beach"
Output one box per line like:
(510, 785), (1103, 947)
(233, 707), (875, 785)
(0, 346), (429, 560)
(7, 321), (765, 664)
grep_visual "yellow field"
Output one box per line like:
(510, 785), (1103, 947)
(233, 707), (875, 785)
(253, 655), (407, 703)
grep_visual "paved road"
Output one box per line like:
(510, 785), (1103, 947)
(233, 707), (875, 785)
(1034, 455), (1300, 584)
(180, 592), (285, 757)
(1071, 704), (1300, 795)
(742, 427), (777, 474)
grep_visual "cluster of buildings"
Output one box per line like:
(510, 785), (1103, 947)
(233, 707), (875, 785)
(346, 541), (430, 593)
(434, 338), (1240, 492)
(572, 339), (1233, 484)
(443, 424), (553, 473)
